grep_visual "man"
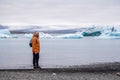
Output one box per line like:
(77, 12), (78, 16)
(32, 32), (40, 69)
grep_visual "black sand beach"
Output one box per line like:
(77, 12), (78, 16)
(0, 70), (120, 80)
(1, 62), (120, 80)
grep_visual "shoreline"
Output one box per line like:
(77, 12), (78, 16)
(0, 62), (120, 72)
(0, 62), (120, 80)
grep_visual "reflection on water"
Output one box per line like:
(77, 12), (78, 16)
(0, 36), (120, 69)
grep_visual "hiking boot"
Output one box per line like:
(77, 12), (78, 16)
(37, 66), (42, 69)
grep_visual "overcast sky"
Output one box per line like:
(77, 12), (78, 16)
(0, 0), (120, 26)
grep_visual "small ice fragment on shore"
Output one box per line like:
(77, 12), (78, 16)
(52, 73), (56, 76)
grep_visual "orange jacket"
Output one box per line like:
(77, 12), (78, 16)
(32, 36), (40, 53)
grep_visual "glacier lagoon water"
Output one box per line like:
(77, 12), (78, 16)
(0, 34), (120, 69)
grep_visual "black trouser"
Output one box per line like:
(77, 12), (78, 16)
(33, 53), (39, 67)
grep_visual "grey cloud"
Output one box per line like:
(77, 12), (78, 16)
(0, 0), (120, 25)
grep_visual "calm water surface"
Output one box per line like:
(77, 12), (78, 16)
(0, 36), (120, 69)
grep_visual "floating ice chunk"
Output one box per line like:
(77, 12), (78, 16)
(96, 31), (120, 39)
(0, 34), (10, 38)
(0, 29), (11, 38)
(96, 36), (120, 39)
(56, 33), (83, 39)
(109, 32), (120, 36)
(40, 32), (53, 39)
(24, 32), (53, 39)
(11, 35), (18, 38)
(0, 29), (11, 35)
(24, 33), (33, 38)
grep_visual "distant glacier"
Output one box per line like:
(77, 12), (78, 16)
(0, 24), (120, 39)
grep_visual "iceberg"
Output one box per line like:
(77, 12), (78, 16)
(11, 35), (18, 38)
(109, 32), (120, 36)
(96, 26), (120, 39)
(81, 27), (102, 36)
(81, 25), (120, 37)
(56, 33), (83, 39)
(97, 32), (120, 39)
(40, 32), (53, 39)
(24, 32), (83, 39)
(0, 34), (10, 38)
(0, 29), (11, 38)
(24, 33), (33, 38)
(0, 29), (10, 35)
(24, 32), (53, 39)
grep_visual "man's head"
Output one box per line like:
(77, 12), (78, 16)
(33, 32), (39, 38)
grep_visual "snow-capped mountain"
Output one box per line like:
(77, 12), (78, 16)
(4, 25), (86, 33)
(0, 25), (8, 29)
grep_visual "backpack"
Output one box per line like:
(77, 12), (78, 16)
(29, 39), (32, 47)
